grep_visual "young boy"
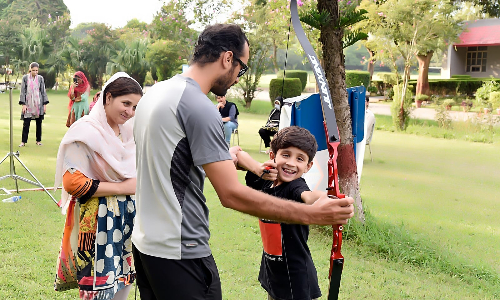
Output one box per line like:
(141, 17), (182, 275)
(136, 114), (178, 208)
(236, 126), (325, 300)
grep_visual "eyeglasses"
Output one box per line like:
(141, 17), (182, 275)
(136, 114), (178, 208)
(220, 46), (248, 77)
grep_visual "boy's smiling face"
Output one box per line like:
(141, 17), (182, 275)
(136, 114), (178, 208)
(270, 146), (313, 186)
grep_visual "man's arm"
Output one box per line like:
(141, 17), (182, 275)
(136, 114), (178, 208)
(203, 160), (354, 225)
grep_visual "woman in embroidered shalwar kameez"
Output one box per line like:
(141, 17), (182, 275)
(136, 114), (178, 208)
(54, 72), (143, 300)
(19, 62), (49, 147)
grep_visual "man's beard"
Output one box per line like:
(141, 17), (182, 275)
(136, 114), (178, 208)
(211, 65), (236, 97)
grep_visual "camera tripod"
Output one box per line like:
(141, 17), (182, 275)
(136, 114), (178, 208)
(0, 84), (57, 204)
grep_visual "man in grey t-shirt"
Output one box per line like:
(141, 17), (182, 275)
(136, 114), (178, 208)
(132, 24), (355, 300)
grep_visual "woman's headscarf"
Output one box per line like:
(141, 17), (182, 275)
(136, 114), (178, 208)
(55, 72), (141, 211)
(67, 71), (90, 110)
(72, 71), (90, 94)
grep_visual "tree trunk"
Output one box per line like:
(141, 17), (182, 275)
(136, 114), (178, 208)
(273, 40), (279, 74)
(416, 51), (433, 96)
(318, 0), (365, 222)
(367, 48), (376, 82)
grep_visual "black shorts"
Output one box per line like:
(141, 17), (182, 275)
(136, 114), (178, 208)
(132, 245), (222, 300)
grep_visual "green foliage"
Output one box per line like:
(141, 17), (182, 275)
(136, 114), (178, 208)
(451, 0), (500, 17)
(345, 70), (370, 88)
(451, 74), (472, 79)
(16, 20), (52, 68)
(0, 18), (22, 68)
(475, 80), (500, 105)
(407, 78), (496, 96)
(299, 0), (368, 49)
(107, 39), (150, 86)
(435, 104), (453, 129)
(415, 94), (430, 102)
(391, 84), (413, 130)
(284, 70), (308, 91)
(442, 98), (456, 107)
(490, 91), (500, 109)
(344, 41), (370, 70)
(150, 1), (197, 60)
(145, 40), (184, 81)
(125, 19), (148, 32)
(0, 0), (69, 25)
(269, 78), (302, 101)
(375, 114), (500, 143)
(237, 33), (272, 108)
(299, 9), (331, 29)
(367, 84), (378, 94)
(378, 72), (399, 85)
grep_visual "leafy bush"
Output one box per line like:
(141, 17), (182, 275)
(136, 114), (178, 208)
(283, 70), (308, 91)
(489, 91), (500, 109)
(476, 80), (500, 105)
(367, 84), (378, 94)
(378, 72), (400, 85)
(346, 70), (370, 88)
(435, 105), (452, 128)
(442, 98), (456, 107)
(391, 84), (413, 130)
(269, 78), (302, 101)
(415, 94), (430, 102)
(451, 75), (472, 79)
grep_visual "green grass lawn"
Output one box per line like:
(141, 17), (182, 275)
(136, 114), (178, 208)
(0, 90), (499, 299)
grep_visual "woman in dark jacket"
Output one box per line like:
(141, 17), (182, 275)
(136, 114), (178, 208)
(19, 62), (49, 147)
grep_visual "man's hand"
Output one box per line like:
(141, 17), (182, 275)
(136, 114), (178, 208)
(216, 102), (224, 110)
(304, 196), (354, 225)
(43, 105), (46, 114)
(22, 105), (27, 114)
(229, 146), (242, 168)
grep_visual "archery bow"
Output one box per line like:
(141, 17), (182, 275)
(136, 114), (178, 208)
(289, 1), (345, 299)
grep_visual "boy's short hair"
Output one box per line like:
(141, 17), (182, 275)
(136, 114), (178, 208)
(270, 126), (318, 162)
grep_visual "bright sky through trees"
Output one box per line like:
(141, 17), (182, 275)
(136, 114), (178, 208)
(63, 0), (165, 28)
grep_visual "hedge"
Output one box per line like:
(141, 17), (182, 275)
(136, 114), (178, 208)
(284, 70), (308, 91)
(407, 78), (500, 96)
(346, 70), (370, 88)
(269, 78), (302, 101)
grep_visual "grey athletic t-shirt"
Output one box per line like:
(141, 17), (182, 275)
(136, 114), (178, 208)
(132, 75), (231, 259)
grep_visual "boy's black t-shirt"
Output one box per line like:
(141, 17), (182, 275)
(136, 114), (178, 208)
(245, 171), (321, 300)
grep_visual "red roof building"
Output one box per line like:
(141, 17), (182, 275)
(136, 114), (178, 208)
(441, 19), (500, 78)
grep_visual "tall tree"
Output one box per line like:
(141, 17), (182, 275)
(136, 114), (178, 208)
(75, 23), (117, 89)
(150, 1), (198, 62)
(362, 0), (461, 129)
(0, 17), (22, 83)
(313, 0), (365, 220)
(237, 32), (272, 108)
(451, 0), (500, 17)
(0, 0), (68, 25)
(107, 39), (150, 85)
(145, 40), (184, 81)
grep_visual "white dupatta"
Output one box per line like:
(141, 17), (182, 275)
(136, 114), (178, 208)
(54, 72), (139, 212)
